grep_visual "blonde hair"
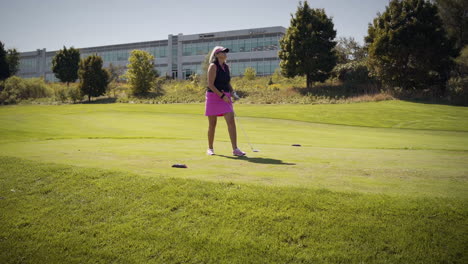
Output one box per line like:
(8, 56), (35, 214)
(209, 46), (225, 64)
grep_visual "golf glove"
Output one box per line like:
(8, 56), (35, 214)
(232, 91), (240, 101)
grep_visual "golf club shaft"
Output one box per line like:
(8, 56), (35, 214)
(225, 97), (257, 151)
(234, 113), (256, 151)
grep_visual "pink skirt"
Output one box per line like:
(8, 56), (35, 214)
(205, 91), (233, 116)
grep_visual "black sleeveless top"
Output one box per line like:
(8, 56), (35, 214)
(207, 61), (231, 93)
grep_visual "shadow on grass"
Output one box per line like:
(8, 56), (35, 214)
(293, 83), (381, 99)
(396, 97), (465, 106)
(217, 155), (295, 165)
(82, 97), (117, 104)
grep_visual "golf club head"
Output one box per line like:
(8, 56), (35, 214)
(253, 149), (260, 152)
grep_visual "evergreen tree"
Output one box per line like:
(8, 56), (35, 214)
(279, 1), (337, 88)
(366, 0), (458, 93)
(433, 0), (467, 50)
(6, 48), (20, 76)
(78, 55), (109, 102)
(0, 41), (10, 80)
(52, 46), (80, 86)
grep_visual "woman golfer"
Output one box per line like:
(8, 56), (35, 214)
(205, 46), (246, 156)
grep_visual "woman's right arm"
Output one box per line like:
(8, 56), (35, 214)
(207, 64), (223, 97)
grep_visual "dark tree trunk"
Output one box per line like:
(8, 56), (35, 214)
(306, 74), (312, 89)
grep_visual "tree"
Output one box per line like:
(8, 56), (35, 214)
(447, 45), (468, 105)
(107, 63), (126, 83)
(0, 42), (20, 80)
(0, 41), (10, 80)
(105, 63), (126, 97)
(335, 37), (367, 64)
(124, 50), (158, 96)
(78, 54), (109, 102)
(433, 0), (468, 50)
(365, 0), (458, 93)
(243, 67), (257, 80)
(6, 48), (20, 76)
(279, 1), (337, 89)
(454, 46), (468, 76)
(52, 46), (80, 87)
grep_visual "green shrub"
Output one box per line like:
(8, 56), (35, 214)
(243, 67), (257, 80)
(0, 74), (394, 106)
(271, 68), (284, 83)
(447, 76), (468, 106)
(54, 85), (68, 103)
(0, 76), (24, 104)
(446, 46), (468, 105)
(332, 61), (371, 83)
(24, 78), (52, 98)
(0, 76), (52, 104)
(156, 80), (205, 103)
(153, 76), (167, 95)
(49, 82), (82, 103)
(68, 85), (83, 103)
(268, 77), (274, 85)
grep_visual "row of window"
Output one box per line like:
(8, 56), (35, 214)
(80, 46), (168, 62)
(230, 60), (280, 76)
(43, 60), (279, 81)
(46, 56), (53, 70)
(39, 49), (165, 72)
(33, 36), (281, 71)
(22, 36), (282, 78)
(24, 56), (279, 78)
(182, 59), (280, 79)
(182, 35), (281, 56)
(43, 65), (167, 82)
(71, 35), (281, 63)
(19, 58), (38, 73)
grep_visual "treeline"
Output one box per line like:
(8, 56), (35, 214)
(0, 45), (160, 104)
(278, 0), (467, 104)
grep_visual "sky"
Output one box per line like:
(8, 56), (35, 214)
(0, 0), (391, 52)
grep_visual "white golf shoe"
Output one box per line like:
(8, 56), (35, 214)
(206, 149), (215, 156)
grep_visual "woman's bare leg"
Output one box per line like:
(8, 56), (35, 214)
(224, 112), (238, 150)
(208, 116), (217, 149)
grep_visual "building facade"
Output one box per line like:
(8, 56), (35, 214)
(17, 26), (286, 82)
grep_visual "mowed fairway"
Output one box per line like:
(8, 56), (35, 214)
(1, 101), (467, 263)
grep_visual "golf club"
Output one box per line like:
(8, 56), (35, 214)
(228, 92), (260, 152)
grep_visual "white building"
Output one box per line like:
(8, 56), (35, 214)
(17, 26), (286, 82)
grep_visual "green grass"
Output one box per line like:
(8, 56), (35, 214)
(0, 100), (467, 263)
(1, 156), (466, 263)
